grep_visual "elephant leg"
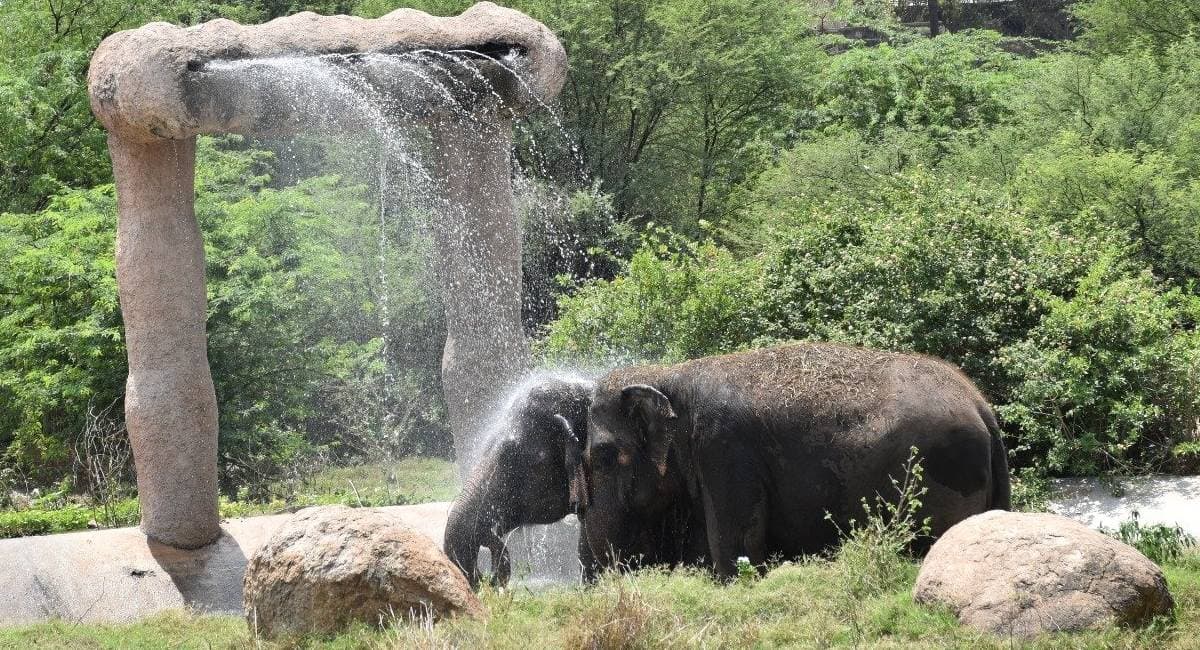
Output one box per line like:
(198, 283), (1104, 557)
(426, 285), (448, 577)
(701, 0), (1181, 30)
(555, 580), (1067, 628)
(486, 531), (512, 586)
(578, 518), (598, 584)
(698, 451), (768, 580)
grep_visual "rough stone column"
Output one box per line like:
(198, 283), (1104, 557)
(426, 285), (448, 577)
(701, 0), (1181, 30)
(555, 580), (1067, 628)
(429, 114), (531, 473)
(110, 135), (220, 549)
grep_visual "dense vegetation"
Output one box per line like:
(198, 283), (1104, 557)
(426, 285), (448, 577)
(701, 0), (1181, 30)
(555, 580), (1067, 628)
(1, 0), (1199, 517)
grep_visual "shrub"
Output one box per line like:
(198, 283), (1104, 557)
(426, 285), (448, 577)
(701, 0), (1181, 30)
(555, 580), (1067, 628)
(0, 498), (139, 539)
(750, 171), (1071, 398)
(1104, 510), (1197, 564)
(827, 447), (928, 643)
(997, 257), (1200, 474)
(808, 32), (1019, 152)
(539, 228), (767, 365)
(0, 185), (124, 483)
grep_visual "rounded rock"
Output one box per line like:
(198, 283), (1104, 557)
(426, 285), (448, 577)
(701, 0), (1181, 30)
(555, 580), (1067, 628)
(914, 510), (1173, 637)
(244, 506), (483, 638)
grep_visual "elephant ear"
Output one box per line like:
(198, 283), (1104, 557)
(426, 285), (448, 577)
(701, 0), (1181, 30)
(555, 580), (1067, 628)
(555, 414), (589, 512)
(620, 384), (677, 477)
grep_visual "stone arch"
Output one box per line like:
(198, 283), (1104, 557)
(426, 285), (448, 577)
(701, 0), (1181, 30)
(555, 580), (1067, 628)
(87, 2), (566, 548)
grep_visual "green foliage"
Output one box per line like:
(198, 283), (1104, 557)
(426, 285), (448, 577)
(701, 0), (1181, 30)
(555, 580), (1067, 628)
(752, 172), (1071, 397)
(0, 186), (124, 482)
(809, 32), (1018, 148)
(1104, 510), (1197, 565)
(1015, 138), (1200, 286)
(196, 136), (450, 495)
(735, 555), (757, 586)
(0, 498), (139, 539)
(998, 258), (1200, 474)
(0, 52), (110, 213)
(1073, 0), (1200, 54)
(511, 0), (817, 226)
(539, 228), (766, 365)
(958, 37), (1200, 190)
(518, 180), (628, 328)
(1009, 466), (1052, 512)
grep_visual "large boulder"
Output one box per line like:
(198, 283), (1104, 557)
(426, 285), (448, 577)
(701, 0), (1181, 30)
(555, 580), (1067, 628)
(914, 510), (1173, 637)
(243, 506), (482, 638)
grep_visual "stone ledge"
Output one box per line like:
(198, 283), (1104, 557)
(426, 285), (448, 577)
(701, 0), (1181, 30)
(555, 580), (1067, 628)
(0, 502), (450, 625)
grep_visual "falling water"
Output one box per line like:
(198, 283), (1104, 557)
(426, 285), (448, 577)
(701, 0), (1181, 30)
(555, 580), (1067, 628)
(196, 49), (605, 585)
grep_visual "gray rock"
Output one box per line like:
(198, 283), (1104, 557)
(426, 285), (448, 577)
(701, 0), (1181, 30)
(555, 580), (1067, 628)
(243, 506), (482, 638)
(914, 510), (1173, 637)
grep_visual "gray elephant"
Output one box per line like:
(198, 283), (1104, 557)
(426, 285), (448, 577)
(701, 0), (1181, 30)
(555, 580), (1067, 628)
(443, 374), (594, 588)
(578, 343), (1011, 579)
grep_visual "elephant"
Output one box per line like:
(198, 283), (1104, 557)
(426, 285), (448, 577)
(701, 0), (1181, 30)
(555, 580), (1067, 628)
(577, 342), (1011, 580)
(443, 374), (595, 588)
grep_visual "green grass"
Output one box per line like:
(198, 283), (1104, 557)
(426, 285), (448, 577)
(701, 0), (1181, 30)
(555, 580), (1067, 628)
(0, 457), (459, 539)
(2, 556), (1197, 649)
(296, 456), (461, 507)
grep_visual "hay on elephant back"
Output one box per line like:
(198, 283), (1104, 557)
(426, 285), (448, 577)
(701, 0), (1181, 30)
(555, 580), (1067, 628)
(599, 343), (984, 418)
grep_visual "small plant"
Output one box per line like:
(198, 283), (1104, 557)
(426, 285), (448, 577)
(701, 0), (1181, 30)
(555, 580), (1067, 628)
(736, 556), (757, 586)
(1173, 440), (1200, 473)
(1009, 466), (1051, 512)
(824, 448), (930, 641)
(72, 399), (135, 527)
(1104, 510), (1196, 564)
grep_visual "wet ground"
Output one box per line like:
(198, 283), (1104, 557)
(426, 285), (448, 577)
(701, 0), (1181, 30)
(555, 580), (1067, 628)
(1047, 475), (1200, 536)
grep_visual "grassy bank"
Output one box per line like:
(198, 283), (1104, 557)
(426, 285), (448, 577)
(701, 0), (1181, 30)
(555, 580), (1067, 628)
(0, 556), (1195, 650)
(0, 457), (459, 539)
(2, 555), (1197, 649)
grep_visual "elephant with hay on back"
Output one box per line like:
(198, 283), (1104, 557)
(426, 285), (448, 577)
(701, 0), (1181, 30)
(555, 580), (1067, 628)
(577, 342), (1012, 579)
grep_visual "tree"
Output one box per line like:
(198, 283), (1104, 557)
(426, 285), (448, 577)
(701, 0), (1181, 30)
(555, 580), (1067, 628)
(1073, 0), (1200, 54)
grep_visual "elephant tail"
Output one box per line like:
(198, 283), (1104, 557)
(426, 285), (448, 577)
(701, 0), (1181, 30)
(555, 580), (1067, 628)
(981, 405), (1012, 511)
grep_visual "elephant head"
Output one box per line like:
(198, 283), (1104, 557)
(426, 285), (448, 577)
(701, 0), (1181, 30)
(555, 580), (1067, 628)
(443, 374), (593, 588)
(582, 380), (687, 572)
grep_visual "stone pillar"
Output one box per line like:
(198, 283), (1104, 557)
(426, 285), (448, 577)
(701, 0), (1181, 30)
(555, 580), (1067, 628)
(429, 114), (531, 474)
(110, 135), (220, 549)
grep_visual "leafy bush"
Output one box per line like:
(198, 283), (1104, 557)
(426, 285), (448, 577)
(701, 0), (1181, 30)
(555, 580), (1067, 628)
(1104, 510), (1197, 564)
(1073, 0), (1200, 54)
(750, 171), (1073, 397)
(809, 31), (1019, 148)
(1014, 134), (1200, 284)
(0, 185), (124, 483)
(0, 499), (139, 539)
(539, 228), (767, 365)
(997, 258), (1200, 474)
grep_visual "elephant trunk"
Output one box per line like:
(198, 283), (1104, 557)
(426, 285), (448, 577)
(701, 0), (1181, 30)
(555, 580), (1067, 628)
(445, 474), (489, 589)
(444, 451), (512, 589)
